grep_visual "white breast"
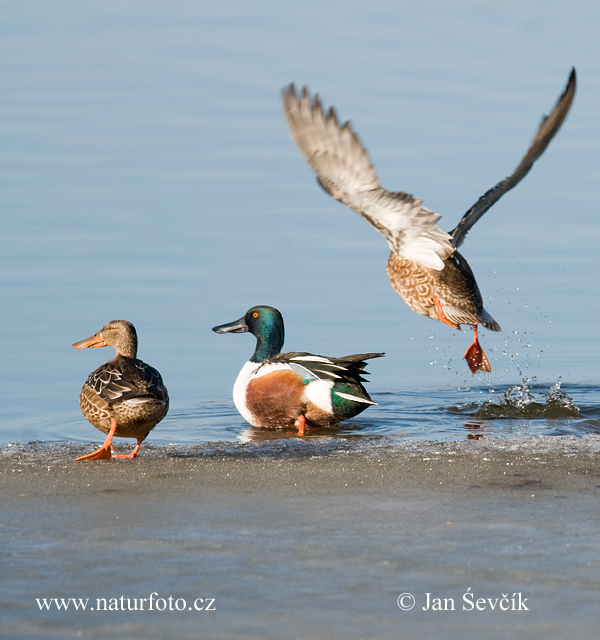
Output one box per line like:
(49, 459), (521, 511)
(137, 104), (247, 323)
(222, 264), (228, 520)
(232, 360), (261, 425)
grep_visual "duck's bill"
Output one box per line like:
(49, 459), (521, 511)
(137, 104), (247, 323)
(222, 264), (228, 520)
(72, 334), (107, 349)
(212, 317), (249, 334)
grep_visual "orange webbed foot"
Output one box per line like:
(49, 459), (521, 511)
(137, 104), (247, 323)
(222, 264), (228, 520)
(76, 417), (119, 461)
(76, 445), (112, 461)
(464, 325), (491, 375)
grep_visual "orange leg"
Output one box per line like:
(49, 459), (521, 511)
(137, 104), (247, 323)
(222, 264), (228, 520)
(76, 417), (118, 461)
(297, 414), (306, 437)
(463, 324), (491, 375)
(113, 441), (143, 459)
(432, 297), (460, 330)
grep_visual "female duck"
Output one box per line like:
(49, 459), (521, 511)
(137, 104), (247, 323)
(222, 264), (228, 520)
(213, 305), (382, 435)
(73, 320), (169, 461)
(282, 70), (575, 373)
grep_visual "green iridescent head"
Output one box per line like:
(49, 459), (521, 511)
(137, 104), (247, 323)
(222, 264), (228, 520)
(213, 305), (285, 362)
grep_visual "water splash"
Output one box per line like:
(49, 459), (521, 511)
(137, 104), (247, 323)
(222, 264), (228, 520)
(449, 378), (581, 419)
(545, 378), (581, 415)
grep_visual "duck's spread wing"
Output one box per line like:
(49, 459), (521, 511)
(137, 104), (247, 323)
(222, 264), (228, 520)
(283, 84), (455, 270)
(85, 359), (167, 404)
(450, 68), (576, 248)
(282, 84), (379, 196)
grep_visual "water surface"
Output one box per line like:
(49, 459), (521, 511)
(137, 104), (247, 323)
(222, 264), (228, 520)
(1, 2), (599, 450)
(12, 381), (600, 449)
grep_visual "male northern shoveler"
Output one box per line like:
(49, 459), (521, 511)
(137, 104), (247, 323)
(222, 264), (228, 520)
(282, 69), (576, 374)
(73, 320), (169, 461)
(212, 305), (383, 435)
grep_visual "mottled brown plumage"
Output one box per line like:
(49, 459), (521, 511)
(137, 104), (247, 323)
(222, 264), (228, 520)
(282, 70), (576, 373)
(386, 252), (499, 331)
(73, 320), (169, 461)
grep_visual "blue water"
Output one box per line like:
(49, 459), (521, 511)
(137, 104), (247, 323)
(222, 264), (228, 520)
(13, 381), (599, 449)
(1, 0), (600, 447)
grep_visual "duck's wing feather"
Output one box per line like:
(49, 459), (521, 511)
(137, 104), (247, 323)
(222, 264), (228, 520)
(85, 357), (168, 404)
(270, 352), (384, 385)
(450, 68), (576, 248)
(283, 84), (455, 270)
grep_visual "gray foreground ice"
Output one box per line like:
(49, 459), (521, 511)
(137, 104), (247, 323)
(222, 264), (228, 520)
(2, 436), (600, 639)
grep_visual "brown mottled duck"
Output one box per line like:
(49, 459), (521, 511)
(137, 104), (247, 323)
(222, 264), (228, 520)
(73, 320), (168, 461)
(282, 69), (576, 373)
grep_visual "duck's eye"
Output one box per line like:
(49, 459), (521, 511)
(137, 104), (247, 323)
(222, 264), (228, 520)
(253, 312), (258, 318)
